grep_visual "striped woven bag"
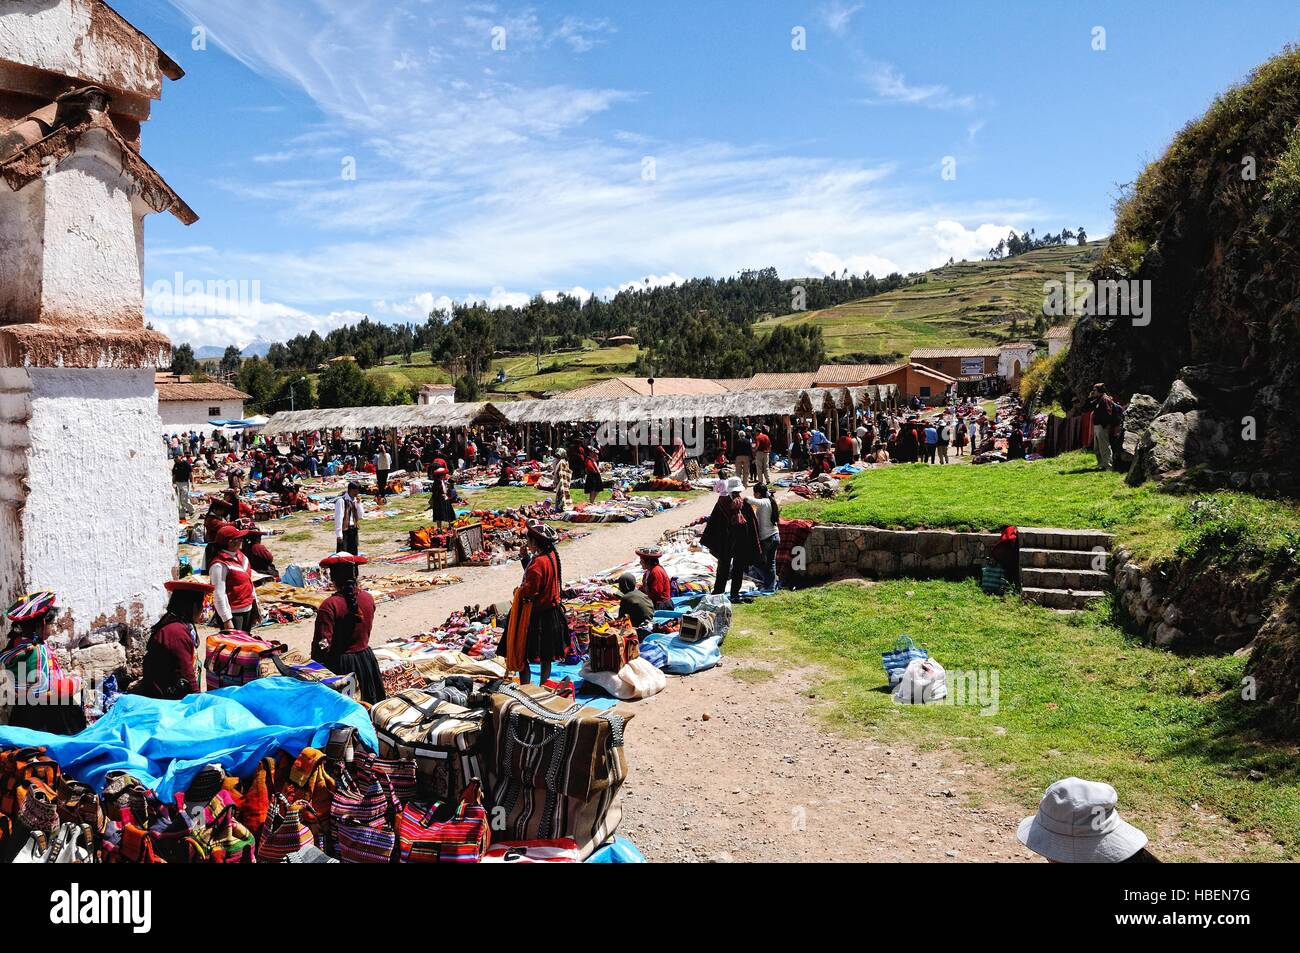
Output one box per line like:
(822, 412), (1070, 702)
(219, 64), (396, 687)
(331, 771), (397, 863)
(396, 778), (490, 864)
(258, 795), (317, 863)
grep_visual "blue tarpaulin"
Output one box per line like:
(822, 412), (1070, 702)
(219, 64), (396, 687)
(0, 678), (375, 800)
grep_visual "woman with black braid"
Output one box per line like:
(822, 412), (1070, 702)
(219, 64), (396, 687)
(312, 553), (385, 703)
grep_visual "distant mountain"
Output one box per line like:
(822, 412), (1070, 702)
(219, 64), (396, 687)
(193, 340), (273, 360)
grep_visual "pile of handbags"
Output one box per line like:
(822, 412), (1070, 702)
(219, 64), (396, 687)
(1, 679), (637, 864)
(206, 630), (359, 700)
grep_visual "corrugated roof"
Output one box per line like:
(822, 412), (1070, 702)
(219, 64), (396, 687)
(908, 348), (999, 359)
(156, 381), (250, 402)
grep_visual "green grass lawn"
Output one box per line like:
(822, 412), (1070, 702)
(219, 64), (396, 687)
(731, 580), (1299, 860)
(758, 243), (1101, 359)
(784, 451), (1300, 564)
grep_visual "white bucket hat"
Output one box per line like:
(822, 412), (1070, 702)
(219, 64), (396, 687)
(725, 477), (743, 494)
(1017, 777), (1147, 863)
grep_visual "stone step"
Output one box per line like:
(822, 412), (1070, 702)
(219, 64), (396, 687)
(1019, 547), (1107, 570)
(1017, 527), (1114, 553)
(1021, 587), (1109, 611)
(1020, 567), (1113, 590)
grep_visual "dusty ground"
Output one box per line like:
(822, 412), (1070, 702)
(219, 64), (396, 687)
(189, 473), (1036, 861)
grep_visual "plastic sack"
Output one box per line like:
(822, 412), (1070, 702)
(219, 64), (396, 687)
(644, 633), (722, 675)
(580, 657), (667, 700)
(891, 657), (947, 705)
(695, 593), (733, 640)
(882, 635), (928, 687)
(586, 836), (646, 864)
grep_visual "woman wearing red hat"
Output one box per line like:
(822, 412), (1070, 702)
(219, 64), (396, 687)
(208, 523), (260, 633)
(135, 579), (213, 699)
(428, 465), (455, 530)
(313, 553), (384, 703)
(503, 523), (568, 686)
(636, 546), (673, 609)
(0, 592), (85, 734)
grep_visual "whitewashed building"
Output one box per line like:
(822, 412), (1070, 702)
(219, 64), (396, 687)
(1045, 323), (1073, 358)
(0, 0), (195, 689)
(157, 374), (248, 430)
(417, 383), (456, 405)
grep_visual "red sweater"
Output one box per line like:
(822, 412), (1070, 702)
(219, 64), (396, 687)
(313, 589), (377, 657)
(521, 551), (562, 608)
(136, 619), (198, 699)
(642, 564), (672, 607)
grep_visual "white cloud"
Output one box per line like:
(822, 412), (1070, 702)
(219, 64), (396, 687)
(805, 251), (899, 278)
(156, 0), (1034, 346)
(925, 220), (1020, 262)
(864, 62), (975, 110)
(820, 1), (863, 34)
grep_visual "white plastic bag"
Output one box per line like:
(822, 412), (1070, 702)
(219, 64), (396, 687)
(891, 657), (947, 705)
(581, 656), (667, 700)
(13, 823), (93, 863)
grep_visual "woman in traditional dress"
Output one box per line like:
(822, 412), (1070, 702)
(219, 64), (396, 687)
(553, 449), (573, 512)
(504, 523), (568, 686)
(208, 523), (260, 632)
(428, 466), (455, 530)
(579, 443), (602, 504)
(636, 546), (673, 610)
(136, 579), (212, 700)
(0, 592), (85, 735)
(312, 553), (385, 703)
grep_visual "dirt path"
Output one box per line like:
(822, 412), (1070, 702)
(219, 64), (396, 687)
(619, 662), (1035, 862)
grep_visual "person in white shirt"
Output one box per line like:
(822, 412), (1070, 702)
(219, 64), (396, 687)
(746, 483), (781, 591)
(334, 481), (366, 554)
(374, 445), (392, 500)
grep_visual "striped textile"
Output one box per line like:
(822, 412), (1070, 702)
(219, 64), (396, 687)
(396, 779), (489, 863)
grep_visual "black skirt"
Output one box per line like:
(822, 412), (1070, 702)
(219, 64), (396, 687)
(324, 647), (386, 705)
(526, 604), (570, 663)
(583, 471), (602, 494)
(8, 699), (86, 736)
(430, 496), (456, 522)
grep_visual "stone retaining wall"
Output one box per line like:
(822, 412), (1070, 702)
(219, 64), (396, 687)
(802, 526), (999, 579)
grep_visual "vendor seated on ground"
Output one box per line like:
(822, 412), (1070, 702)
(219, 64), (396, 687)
(617, 572), (655, 628)
(636, 546), (673, 609)
(240, 521), (280, 581)
(1018, 778), (1159, 863)
(0, 592), (85, 735)
(313, 553), (385, 704)
(135, 579), (212, 700)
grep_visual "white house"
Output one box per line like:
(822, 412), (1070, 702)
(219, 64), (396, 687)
(997, 342), (1037, 386)
(417, 383), (456, 406)
(1045, 323), (1073, 358)
(156, 374), (249, 429)
(0, 0), (194, 692)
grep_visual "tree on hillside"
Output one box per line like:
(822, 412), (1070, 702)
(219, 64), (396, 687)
(1077, 227), (1088, 244)
(266, 342), (290, 369)
(171, 343), (196, 376)
(219, 345), (242, 379)
(317, 359), (380, 409)
(355, 341), (376, 369)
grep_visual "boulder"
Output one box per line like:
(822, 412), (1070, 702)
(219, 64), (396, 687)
(1119, 393), (1161, 461)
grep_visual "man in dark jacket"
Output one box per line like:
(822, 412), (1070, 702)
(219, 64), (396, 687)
(1086, 383), (1120, 470)
(701, 477), (760, 600)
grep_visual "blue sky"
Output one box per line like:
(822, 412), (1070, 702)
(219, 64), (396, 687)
(114, 0), (1300, 348)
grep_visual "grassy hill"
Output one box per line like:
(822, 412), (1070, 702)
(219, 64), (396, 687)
(758, 242), (1101, 359)
(362, 243), (1102, 397)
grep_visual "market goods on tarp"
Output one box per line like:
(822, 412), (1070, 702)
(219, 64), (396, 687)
(370, 690), (490, 805)
(0, 746), (59, 851)
(354, 751), (419, 805)
(587, 618), (639, 673)
(260, 649), (359, 700)
(489, 683), (630, 801)
(396, 778), (490, 863)
(487, 774), (623, 862)
(678, 610), (715, 643)
(206, 631), (286, 688)
(257, 795), (317, 863)
(332, 769), (398, 863)
(184, 804), (257, 863)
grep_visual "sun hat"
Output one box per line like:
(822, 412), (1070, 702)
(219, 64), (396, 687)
(725, 477), (743, 494)
(165, 579), (215, 595)
(215, 523), (250, 546)
(320, 553), (369, 568)
(527, 523), (558, 545)
(1016, 777), (1148, 863)
(6, 591), (57, 623)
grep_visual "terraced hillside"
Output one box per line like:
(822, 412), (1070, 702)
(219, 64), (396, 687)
(758, 242), (1101, 359)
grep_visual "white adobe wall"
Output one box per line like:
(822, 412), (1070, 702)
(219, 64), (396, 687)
(0, 367), (173, 683)
(39, 129), (148, 329)
(999, 345), (1036, 378)
(159, 398), (245, 430)
(0, 179), (44, 324)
